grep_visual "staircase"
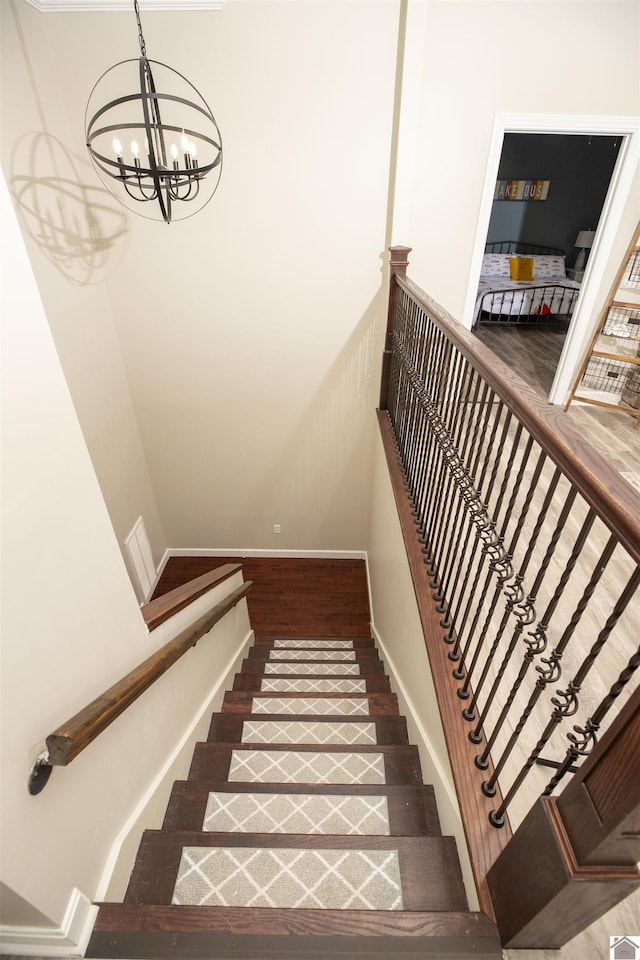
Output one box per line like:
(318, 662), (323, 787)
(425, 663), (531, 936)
(88, 600), (502, 959)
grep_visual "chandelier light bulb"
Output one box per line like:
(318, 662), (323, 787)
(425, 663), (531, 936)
(85, 0), (222, 224)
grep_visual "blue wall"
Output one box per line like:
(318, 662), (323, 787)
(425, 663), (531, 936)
(487, 133), (620, 265)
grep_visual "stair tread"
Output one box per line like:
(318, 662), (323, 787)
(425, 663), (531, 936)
(221, 691), (399, 716)
(252, 636), (377, 648)
(88, 902), (502, 960)
(124, 831), (468, 913)
(189, 742), (424, 785)
(248, 647), (381, 660)
(207, 713), (408, 745)
(163, 781), (442, 836)
(233, 674), (392, 692)
(239, 658), (386, 675)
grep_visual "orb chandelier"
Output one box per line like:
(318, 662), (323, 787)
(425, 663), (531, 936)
(85, 0), (222, 224)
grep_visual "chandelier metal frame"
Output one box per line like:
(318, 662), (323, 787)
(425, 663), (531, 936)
(85, 0), (222, 224)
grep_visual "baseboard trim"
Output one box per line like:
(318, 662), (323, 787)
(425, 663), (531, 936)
(369, 619), (458, 815)
(0, 888), (97, 956)
(164, 548), (368, 561)
(95, 626), (255, 902)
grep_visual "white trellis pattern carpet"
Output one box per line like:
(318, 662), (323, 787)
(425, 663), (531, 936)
(240, 720), (377, 745)
(203, 792), (391, 835)
(171, 847), (403, 910)
(251, 697), (370, 716)
(227, 749), (387, 784)
(264, 662), (361, 675)
(260, 678), (367, 693)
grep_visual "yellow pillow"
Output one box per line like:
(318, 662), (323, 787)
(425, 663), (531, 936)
(508, 256), (534, 281)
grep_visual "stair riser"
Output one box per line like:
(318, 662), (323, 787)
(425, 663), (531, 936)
(91, 903), (502, 960)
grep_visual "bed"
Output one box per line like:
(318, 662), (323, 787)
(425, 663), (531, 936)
(474, 241), (581, 328)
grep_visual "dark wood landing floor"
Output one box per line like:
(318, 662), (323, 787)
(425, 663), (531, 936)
(152, 557), (371, 637)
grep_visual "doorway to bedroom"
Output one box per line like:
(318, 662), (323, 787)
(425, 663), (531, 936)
(463, 114), (639, 406)
(473, 131), (620, 400)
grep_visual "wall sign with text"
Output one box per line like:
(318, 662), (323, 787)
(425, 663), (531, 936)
(494, 180), (550, 201)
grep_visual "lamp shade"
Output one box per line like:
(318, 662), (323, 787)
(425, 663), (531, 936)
(575, 230), (595, 249)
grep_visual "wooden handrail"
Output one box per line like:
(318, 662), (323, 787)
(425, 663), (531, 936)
(391, 267), (640, 565)
(29, 579), (252, 792)
(142, 562), (242, 631)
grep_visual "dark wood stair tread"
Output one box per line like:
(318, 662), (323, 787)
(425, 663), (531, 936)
(239, 658), (387, 675)
(248, 647), (381, 660)
(124, 831), (468, 912)
(88, 902), (502, 959)
(252, 635), (378, 647)
(233, 672), (392, 692)
(163, 781), (442, 836)
(188, 742), (425, 785)
(220, 690), (399, 715)
(207, 713), (408, 744)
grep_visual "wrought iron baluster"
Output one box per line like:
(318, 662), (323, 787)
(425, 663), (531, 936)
(445, 403), (510, 651)
(462, 449), (551, 730)
(487, 533), (618, 826)
(450, 419), (523, 674)
(475, 484), (578, 768)
(456, 434), (535, 702)
(479, 505), (597, 794)
(437, 374), (493, 623)
(543, 639), (640, 795)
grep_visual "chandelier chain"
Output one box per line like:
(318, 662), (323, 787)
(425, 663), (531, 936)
(134, 0), (147, 58)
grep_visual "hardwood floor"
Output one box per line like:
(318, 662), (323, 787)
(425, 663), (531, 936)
(474, 325), (640, 491)
(153, 556), (371, 637)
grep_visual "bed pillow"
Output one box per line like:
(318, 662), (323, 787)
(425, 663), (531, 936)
(531, 255), (566, 278)
(481, 254), (511, 277)
(509, 257), (534, 281)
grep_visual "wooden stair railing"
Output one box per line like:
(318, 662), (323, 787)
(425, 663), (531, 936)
(379, 245), (640, 946)
(141, 562), (243, 631)
(487, 686), (640, 948)
(28, 565), (252, 794)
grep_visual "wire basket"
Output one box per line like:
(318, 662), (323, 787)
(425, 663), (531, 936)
(581, 356), (634, 394)
(620, 365), (640, 409)
(602, 304), (640, 342)
(622, 249), (640, 288)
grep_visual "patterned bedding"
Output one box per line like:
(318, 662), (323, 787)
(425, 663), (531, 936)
(474, 253), (580, 326)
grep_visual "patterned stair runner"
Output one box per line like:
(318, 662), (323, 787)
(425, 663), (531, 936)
(88, 633), (502, 959)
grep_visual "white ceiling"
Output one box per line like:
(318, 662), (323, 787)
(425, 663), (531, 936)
(25, 0), (222, 10)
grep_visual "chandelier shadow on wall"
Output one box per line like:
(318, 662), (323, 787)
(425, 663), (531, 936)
(85, 0), (222, 224)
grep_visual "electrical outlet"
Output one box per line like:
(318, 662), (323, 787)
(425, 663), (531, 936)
(273, 524), (281, 534)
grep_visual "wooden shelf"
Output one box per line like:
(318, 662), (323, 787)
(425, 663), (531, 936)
(565, 223), (640, 429)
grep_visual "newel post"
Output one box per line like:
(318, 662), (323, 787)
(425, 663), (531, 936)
(379, 245), (412, 410)
(486, 688), (640, 948)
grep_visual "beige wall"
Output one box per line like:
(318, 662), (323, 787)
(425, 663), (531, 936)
(102, 0), (399, 549)
(395, 0), (640, 320)
(2, 0), (400, 554)
(0, 169), (253, 941)
(1, 1), (167, 577)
